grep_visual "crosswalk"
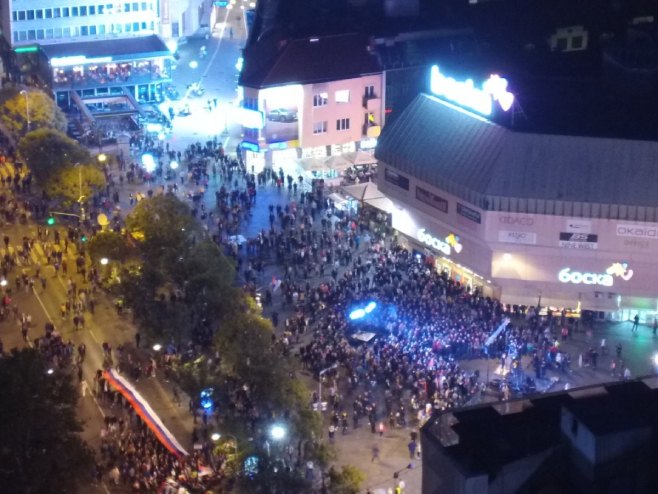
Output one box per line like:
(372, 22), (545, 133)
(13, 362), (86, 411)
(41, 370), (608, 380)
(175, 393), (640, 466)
(0, 161), (20, 182)
(0, 242), (77, 271)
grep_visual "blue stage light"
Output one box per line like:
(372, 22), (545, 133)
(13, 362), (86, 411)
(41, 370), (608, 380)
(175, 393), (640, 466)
(349, 309), (366, 320)
(364, 301), (377, 314)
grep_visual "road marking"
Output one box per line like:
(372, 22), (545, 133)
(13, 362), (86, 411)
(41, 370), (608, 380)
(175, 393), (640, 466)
(33, 288), (54, 322)
(89, 329), (100, 344)
(85, 380), (106, 419)
(201, 8), (232, 81)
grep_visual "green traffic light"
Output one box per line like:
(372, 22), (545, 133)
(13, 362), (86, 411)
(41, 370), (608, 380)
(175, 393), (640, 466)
(80, 235), (88, 242)
(47, 217), (55, 226)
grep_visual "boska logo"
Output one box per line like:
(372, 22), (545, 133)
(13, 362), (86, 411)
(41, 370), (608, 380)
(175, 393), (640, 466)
(417, 228), (451, 256)
(558, 268), (613, 287)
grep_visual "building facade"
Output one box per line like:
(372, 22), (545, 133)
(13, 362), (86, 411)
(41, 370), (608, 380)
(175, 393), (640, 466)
(238, 34), (384, 172)
(374, 71), (658, 322)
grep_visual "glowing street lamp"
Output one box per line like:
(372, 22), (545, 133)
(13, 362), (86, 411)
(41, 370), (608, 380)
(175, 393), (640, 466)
(100, 257), (109, 266)
(152, 343), (162, 352)
(189, 60), (199, 69)
(0, 279), (7, 287)
(97, 153), (107, 163)
(270, 424), (286, 441)
(211, 432), (221, 441)
(169, 160), (179, 170)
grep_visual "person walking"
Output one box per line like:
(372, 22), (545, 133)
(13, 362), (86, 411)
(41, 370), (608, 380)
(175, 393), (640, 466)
(371, 444), (380, 462)
(632, 314), (640, 333)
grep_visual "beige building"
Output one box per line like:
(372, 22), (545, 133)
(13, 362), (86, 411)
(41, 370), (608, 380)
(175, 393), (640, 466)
(238, 33), (384, 172)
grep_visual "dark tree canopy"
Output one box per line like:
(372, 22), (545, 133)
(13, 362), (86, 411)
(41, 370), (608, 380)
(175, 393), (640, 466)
(0, 349), (94, 494)
(18, 128), (90, 183)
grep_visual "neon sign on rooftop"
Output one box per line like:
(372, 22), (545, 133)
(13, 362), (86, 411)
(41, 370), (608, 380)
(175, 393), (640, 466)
(429, 65), (515, 116)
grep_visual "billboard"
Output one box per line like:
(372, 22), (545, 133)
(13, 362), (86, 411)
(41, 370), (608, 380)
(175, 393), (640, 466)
(261, 85), (301, 143)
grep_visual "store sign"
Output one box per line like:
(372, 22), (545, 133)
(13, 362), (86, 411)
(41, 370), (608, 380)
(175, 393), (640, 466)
(616, 224), (658, 239)
(50, 55), (113, 67)
(498, 215), (534, 226)
(429, 65), (515, 116)
(236, 107), (265, 129)
(498, 230), (537, 245)
(457, 203), (481, 224)
(417, 228), (462, 256)
(566, 219), (591, 233)
(559, 232), (598, 250)
(384, 169), (410, 190)
(558, 262), (633, 287)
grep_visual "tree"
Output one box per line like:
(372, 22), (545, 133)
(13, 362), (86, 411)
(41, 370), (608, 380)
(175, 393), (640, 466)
(45, 163), (106, 205)
(0, 87), (67, 141)
(88, 231), (132, 264)
(327, 465), (366, 494)
(18, 128), (90, 183)
(0, 349), (94, 493)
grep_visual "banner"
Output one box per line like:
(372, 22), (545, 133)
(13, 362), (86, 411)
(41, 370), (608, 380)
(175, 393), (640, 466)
(103, 369), (189, 458)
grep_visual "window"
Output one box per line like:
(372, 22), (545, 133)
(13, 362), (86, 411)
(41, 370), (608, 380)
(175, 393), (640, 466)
(80, 6), (87, 16)
(90, 25), (97, 35)
(125, 23), (131, 32)
(141, 22), (147, 29)
(98, 5), (105, 14)
(36, 10), (43, 19)
(54, 27), (63, 38)
(365, 85), (375, 98)
(72, 7), (79, 16)
(124, 3), (131, 12)
(18, 31), (27, 41)
(98, 25), (106, 34)
(336, 118), (350, 131)
(384, 168), (409, 190)
(12, 12), (17, 21)
(27, 30), (36, 40)
(141, 2), (147, 9)
(335, 90), (350, 104)
(133, 22), (139, 31)
(313, 93), (328, 107)
(18, 11), (26, 21)
(133, 2), (139, 10)
(80, 26), (89, 36)
(556, 38), (568, 51)
(63, 27), (71, 37)
(45, 8), (52, 18)
(571, 36), (583, 50)
(62, 7), (70, 17)
(13, 32), (18, 42)
(36, 29), (45, 39)
(53, 7), (61, 17)
(89, 6), (96, 15)
(313, 121), (327, 134)
(27, 10), (35, 20)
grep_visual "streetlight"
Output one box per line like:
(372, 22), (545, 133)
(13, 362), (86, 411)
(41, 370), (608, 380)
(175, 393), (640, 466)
(169, 160), (179, 170)
(0, 279), (7, 287)
(100, 257), (109, 266)
(74, 163), (86, 222)
(152, 343), (162, 352)
(270, 424), (286, 441)
(97, 153), (107, 163)
(317, 363), (338, 412)
(189, 60), (198, 69)
(20, 90), (30, 131)
(211, 432), (221, 441)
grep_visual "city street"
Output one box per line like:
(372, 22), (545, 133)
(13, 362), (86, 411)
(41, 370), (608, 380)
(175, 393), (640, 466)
(5, 5), (658, 494)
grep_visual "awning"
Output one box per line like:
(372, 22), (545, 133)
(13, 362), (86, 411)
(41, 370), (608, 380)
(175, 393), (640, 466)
(41, 34), (171, 65)
(365, 196), (394, 213)
(342, 182), (384, 202)
(328, 193), (348, 204)
(324, 155), (352, 171)
(343, 151), (377, 166)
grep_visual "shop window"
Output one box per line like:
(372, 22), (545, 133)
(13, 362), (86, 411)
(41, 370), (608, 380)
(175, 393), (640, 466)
(336, 118), (350, 131)
(313, 121), (327, 134)
(313, 93), (328, 107)
(335, 90), (350, 104)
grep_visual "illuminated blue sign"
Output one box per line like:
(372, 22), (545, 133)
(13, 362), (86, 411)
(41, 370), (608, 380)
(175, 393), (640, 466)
(349, 301), (378, 320)
(240, 141), (260, 152)
(429, 66), (514, 116)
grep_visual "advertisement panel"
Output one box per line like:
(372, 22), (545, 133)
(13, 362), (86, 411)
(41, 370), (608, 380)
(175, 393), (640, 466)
(498, 230), (537, 245)
(416, 186), (448, 213)
(558, 232), (598, 250)
(457, 202), (481, 224)
(261, 85), (301, 143)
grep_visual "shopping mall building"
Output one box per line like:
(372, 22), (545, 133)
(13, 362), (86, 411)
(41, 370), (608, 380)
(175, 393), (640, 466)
(374, 69), (658, 321)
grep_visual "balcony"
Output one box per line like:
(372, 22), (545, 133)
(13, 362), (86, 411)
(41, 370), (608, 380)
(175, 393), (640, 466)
(363, 95), (381, 111)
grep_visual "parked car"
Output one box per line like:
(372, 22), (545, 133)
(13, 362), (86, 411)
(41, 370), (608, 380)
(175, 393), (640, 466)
(267, 109), (297, 122)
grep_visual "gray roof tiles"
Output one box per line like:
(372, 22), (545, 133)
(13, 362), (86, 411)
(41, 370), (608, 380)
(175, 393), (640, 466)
(376, 93), (658, 208)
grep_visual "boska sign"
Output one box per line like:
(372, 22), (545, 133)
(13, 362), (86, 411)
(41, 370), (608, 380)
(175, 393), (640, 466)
(558, 268), (613, 287)
(417, 228), (451, 256)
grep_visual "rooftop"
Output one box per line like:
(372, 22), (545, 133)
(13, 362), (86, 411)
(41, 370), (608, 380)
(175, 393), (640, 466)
(239, 33), (382, 88)
(40, 35), (170, 62)
(376, 93), (658, 210)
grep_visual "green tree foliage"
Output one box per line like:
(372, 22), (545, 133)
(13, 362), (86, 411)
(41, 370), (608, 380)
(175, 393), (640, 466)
(327, 465), (366, 494)
(88, 230), (132, 263)
(45, 163), (106, 205)
(18, 128), (90, 183)
(0, 87), (67, 141)
(121, 195), (236, 343)
(0, 349), (94, 493)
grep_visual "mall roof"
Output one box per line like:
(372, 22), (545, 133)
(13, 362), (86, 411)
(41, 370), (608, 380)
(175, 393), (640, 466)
(239, 33), (382, 88)
(376, 93), (658, 209)
(40, 35), (170, 63)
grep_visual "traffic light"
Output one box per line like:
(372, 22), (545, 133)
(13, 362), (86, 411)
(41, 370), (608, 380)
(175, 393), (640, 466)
(80, 234), (88, 243)
(46, 216), (55, 226)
